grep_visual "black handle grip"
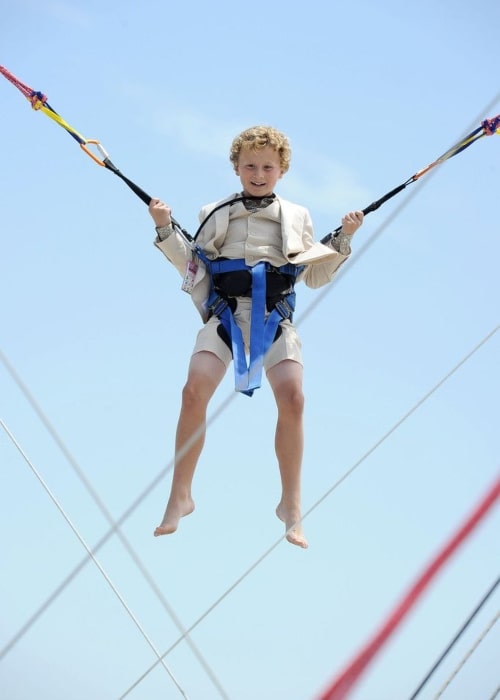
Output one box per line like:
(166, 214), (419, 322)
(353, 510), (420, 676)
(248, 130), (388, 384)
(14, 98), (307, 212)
(320, 182), (408, 244)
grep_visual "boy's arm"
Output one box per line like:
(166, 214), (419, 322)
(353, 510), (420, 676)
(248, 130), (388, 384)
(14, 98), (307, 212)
(300, 210), (363, 288)
(154, 225), (193, 276)
(155, 223), (174, 241)
(330, 230), (354, 256)
(328, 210), (363, 254)
(147, 198), (194, 274)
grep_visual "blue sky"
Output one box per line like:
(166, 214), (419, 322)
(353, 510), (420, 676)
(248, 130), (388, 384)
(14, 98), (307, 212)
(1, 1), (499, 699)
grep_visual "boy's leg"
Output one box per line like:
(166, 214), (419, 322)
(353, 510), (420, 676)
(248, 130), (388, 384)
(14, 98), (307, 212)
(154, 350), (227, 536)
(266, 359), (307, 549)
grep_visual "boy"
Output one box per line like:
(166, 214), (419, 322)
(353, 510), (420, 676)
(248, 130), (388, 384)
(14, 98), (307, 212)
(149, 125), (363, 548)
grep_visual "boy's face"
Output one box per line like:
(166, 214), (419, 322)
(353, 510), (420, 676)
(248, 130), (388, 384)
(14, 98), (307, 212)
(234, 146), (284, 197)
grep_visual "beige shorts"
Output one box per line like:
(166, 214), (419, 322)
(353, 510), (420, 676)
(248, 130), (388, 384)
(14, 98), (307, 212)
(192, 297), (303, 370)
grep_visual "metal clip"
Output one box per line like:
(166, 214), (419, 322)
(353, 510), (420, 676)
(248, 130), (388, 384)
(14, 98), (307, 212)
(274, 298), (293, 319)
(209, 296), (229, 317)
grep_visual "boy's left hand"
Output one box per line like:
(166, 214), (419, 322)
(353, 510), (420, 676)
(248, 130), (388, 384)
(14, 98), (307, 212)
(341, 210), (364, 235)
(149, 198), (172, 228)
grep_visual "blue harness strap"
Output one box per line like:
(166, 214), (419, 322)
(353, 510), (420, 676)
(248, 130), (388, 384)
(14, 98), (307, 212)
(196, 247), (299, 396)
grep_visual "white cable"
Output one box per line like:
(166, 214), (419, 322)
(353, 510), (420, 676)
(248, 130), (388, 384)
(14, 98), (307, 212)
(0, 418), (189, 700)
(487, 684), (500, 700)
(118, 325), (499, 697)
(0, 348), (230, 699)
(433, 611), (499, 699)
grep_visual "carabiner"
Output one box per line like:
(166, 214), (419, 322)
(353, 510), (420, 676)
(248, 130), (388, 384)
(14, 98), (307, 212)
(79, 139), (109, 167)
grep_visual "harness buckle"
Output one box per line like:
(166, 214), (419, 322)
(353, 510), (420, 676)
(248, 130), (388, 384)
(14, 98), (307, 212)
(209, 295), (229, 317)
(274, 297), (294, 320)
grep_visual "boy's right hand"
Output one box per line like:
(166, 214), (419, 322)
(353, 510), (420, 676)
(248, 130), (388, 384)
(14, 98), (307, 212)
(149, 198), (172, 228)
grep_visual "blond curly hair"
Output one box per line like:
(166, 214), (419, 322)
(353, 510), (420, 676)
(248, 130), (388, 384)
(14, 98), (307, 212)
(229, 126), (291, 173)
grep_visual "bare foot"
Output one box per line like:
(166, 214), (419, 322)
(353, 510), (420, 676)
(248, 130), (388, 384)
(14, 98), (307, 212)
(276, 503), (308, 549)
(154, 496), (195, 537)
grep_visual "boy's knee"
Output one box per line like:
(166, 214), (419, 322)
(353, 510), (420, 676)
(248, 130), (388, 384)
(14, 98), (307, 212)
(291, 388), (305, 415)
(182, 380), (203, 409)
(181, 381), (196, 409)
(182, 373), (215, 408)
(277, 385), (304, 416)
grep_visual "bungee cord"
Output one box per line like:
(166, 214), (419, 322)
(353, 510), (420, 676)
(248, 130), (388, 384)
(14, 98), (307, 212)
(408, 573), (500, 699)
(0, 64), (191, 240)
(0, 64), (499, 244)
(0, 350), (230, 699)
(2, 64), (499, 699)
(0, 418), (190, 700)
(319, 112), (500, 243)
(297, 90), (500, 331)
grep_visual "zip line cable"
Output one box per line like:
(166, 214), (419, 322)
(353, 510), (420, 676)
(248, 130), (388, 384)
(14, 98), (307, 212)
(0, 418), (189, 700)
(433, 610), (499, 699)
(117, 326), (499, 699)
(0, 349), (230, 699)
(408, 573), (500, 699)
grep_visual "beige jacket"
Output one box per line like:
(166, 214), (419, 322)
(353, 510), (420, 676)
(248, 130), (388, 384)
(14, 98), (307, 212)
(154, 193), (349, 322)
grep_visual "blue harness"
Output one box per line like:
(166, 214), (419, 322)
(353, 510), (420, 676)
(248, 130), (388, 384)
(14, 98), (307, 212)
(195, 246), (302, 396)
